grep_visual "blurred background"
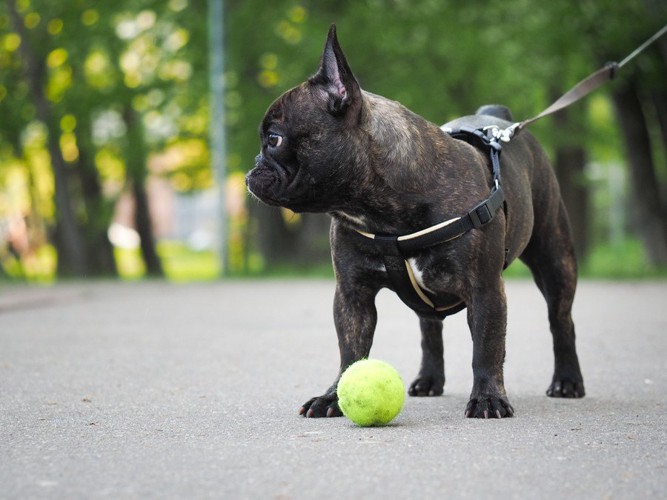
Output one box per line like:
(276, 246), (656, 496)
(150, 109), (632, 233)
(0, 0), (665, 283)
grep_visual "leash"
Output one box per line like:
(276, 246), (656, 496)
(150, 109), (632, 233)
(502, 23), (667, 140)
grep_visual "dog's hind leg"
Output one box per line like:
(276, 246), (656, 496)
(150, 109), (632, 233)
(520, 200), (585, 398)
(408, 317), (445, 397)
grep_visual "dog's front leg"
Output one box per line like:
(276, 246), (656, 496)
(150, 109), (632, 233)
(465, 280), (515, 418)
(299, 282), (378, 418)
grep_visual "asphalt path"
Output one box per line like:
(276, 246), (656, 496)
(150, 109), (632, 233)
(1, 279), (666, 499)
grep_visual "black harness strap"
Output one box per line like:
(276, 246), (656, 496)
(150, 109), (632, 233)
(354, 127), (505, 319)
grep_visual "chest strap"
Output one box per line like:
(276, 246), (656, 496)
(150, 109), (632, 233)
(354, 127), (505, 319)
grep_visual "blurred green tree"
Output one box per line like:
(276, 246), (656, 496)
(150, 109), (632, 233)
(0, 0), (664, 279)
(0, 0), (210, 278)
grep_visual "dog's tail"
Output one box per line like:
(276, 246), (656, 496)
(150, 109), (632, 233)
(475, 104), (513, 122)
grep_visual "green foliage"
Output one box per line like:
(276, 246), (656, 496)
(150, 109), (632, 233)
(582, 239), (667, 279)
(115, 242), (220, 282)
(0, 0), (213, 278)
(224, 0), (664, 175)
(0, 1), (211, 191)
(504, 238), (667, 280)
(158, 241), (221, 282)
(1, 0), (665, 280)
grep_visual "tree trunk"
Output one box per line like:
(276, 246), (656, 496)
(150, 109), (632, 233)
(132, 180), (164, 277)
(554, 146), (589, 260)
(253, 203), (331, 270)
(7, 0), (87, 277)
(76, 112), (118, 276)
(647, 51), (667, 206)
(552, 107), (590, 260)
(254, 204), (294, 268)
(612, 79), (667, 265)
(51, 144), (88, 277)
(122, 106), (164, 277)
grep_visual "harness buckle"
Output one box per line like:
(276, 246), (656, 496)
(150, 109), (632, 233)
(483, 125), (513, 144)
(372, 234), (403, 257)
(470, 201), (493, 228)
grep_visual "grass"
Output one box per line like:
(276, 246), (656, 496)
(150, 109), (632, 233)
(581, 239), (667, 279)
(116, 241), (221, 282)
(158, 241), (221, 282)
(241, 239), (667, 281)
(491, 239), (667, 280)
(244, 239), (667, 281)
(3, 238), (666, 283)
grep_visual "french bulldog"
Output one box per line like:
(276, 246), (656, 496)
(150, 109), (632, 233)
(246, 25), (585, 418)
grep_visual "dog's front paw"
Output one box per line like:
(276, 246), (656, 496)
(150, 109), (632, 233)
(408, 376), (444, 397)
(299, 394), (342, 418)
(547, 376), (585, 398)
(464, 395), (514, 418)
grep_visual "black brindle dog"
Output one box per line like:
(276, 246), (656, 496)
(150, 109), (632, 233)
(246, 25), (585, 418)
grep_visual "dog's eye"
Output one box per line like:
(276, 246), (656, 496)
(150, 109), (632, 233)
(267, 133), (283, 148)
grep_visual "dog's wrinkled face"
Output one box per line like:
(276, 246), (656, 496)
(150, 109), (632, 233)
(246, 25), (363, 213)
(246, 86), (333, 211)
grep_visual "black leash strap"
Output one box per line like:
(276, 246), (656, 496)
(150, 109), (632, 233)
(508, 24), (667, 137)
(511, 63), (618, 134)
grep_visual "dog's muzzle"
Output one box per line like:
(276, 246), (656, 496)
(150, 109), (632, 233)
(246, 154), (290, 206)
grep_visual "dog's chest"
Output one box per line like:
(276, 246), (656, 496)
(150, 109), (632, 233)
(374, 256), (440, 293)
(406, 258), (435, 294)
(375, 252), (464, 314)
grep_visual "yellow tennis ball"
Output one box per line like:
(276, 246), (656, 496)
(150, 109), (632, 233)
(337, 359), (405, 427)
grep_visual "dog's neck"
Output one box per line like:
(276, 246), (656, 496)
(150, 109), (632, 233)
(331, 92), (486, 235)
(362, 92), (448, 187)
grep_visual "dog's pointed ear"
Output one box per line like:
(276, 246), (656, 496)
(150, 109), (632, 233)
(310, 24), (361, 118)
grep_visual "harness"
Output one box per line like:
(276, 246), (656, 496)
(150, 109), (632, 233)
(353, 127), (506, 320)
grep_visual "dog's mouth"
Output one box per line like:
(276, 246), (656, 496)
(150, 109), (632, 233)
(246, 154), (305, 208)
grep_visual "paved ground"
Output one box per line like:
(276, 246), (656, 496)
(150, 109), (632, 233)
(1, 279), (666, 499)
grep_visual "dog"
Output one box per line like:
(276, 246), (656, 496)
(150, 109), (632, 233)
(246, 24), (585, 418)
